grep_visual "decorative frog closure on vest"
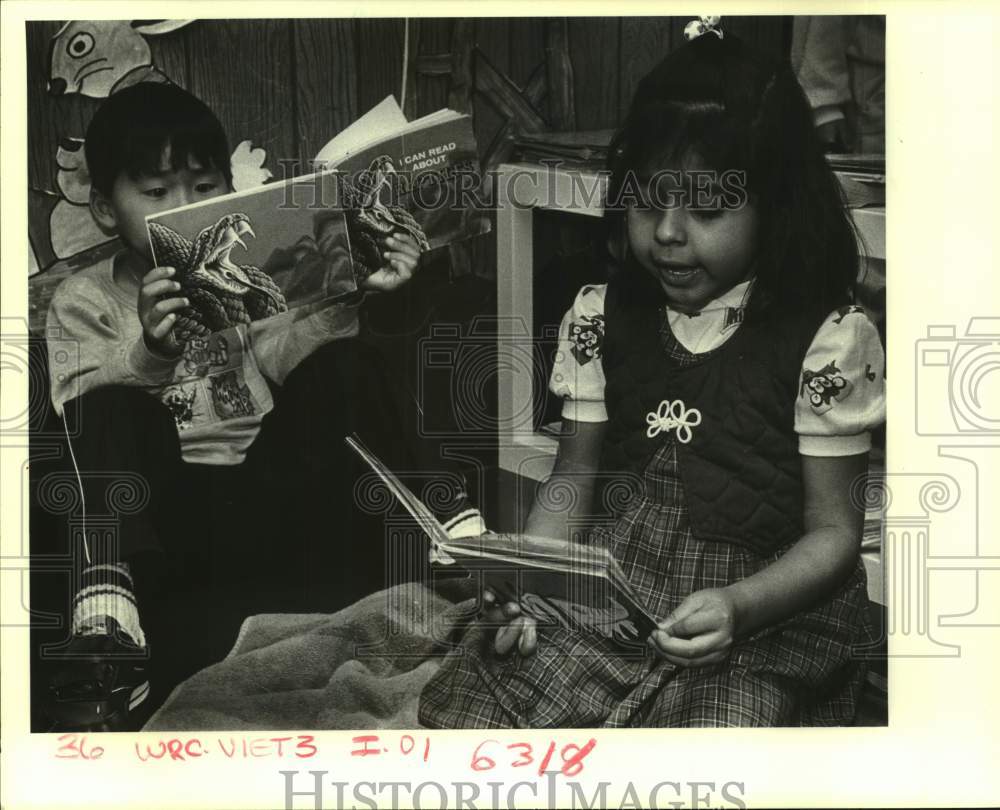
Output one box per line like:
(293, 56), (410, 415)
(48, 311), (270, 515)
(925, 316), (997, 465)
(645, 399), (702, 443)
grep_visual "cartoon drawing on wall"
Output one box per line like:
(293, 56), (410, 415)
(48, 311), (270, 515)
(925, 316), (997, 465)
(28, 19), (274, 332)
(47, 19), (192, 98)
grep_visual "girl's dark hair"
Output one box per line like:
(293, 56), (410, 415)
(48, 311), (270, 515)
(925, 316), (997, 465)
(85, 82), (232, 197)
(606, 31), (858, 322)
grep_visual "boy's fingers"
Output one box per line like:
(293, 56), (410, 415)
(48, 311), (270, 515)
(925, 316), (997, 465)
(148, 313), (177, 340)
(151, 297), (189, 319)
(382, 250), (417, 267)
(143, 266), (176, 284)
(384, 237), (421, 258)
(141, 279), (182, 300)
(389, 232), (419, 247)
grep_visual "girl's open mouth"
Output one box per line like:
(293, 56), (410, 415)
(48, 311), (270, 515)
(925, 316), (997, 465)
(655, 262), (699, 283)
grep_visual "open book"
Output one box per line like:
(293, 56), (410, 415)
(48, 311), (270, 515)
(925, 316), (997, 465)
(144, 96), (490, 433)
(346, 436), (659, 647)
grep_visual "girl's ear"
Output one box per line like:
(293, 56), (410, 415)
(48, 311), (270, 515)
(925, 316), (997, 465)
(89, 187), (118, 234)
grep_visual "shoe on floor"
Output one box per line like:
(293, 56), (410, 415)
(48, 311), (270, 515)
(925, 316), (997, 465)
(43, 617), (150, 731)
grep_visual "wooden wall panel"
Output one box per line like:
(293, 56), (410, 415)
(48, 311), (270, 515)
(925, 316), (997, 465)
(508, 17), (545, 89)
(568, 17), (620, 130)
(721, 15), (790, 58)
(415, 17), (453, 117)
(293, 18), (358, 169)
(146, 27), (190, 90)
(473, 18), (512, 157)
(618, 17), (674, 119)
(356, 19), (404, 115)
(184, 19), (296, 166)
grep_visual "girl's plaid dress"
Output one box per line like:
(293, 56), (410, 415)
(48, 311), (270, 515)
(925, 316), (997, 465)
(419, 282), (883, 728)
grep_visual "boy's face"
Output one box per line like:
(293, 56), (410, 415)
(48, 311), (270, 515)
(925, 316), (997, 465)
(91, 145), (229, 263)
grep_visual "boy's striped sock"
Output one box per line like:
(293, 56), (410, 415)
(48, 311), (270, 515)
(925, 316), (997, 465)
(72, 562), (146, 649)
(443, 507), (488, 540)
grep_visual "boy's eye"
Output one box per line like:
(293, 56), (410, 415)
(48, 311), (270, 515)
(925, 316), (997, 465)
(195, 182), (219, 194)
(143, 187), (168, 199)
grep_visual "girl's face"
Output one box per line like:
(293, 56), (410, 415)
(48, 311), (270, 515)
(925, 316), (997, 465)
(626, 171), (758, 313)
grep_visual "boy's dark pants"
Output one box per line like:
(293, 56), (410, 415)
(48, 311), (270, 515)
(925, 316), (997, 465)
(61, 339), (413, 687)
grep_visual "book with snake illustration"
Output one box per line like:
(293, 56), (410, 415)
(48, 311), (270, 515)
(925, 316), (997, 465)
(146, 98), (488, 432)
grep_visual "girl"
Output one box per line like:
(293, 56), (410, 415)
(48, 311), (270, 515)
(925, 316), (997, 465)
(420, 21), (885, 728)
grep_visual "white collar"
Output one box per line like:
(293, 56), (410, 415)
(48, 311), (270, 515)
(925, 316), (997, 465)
(666, 279), (754, 316)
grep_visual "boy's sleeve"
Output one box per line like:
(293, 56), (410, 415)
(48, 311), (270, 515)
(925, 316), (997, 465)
(247, 295), (364, 386)
(795, 306), (886, 456)
(550, 284), (609, 423)
(46, 279), (177, 415)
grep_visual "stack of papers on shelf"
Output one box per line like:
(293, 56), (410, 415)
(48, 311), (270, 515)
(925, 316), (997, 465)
(513, 130), (615, 169)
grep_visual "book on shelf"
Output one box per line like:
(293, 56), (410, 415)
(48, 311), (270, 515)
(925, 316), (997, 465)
(143, 96), (490, 433)
(346, 435), (659, 648)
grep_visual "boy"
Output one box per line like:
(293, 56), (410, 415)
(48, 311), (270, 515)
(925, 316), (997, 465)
(44, 82), (424, 725)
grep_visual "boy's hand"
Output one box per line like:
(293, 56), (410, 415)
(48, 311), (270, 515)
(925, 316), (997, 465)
(482, 589), (538, 657)
(648, 588), (740, 667)
(137, 266), (188, 358)
(361, 232), (422, 293)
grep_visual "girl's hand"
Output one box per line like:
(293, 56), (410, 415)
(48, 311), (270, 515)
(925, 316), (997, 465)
(482, 589), (538, 657)
(362, 232), (422, 293)
(137, 266), (187, 358)
(648, 588), (741, 667)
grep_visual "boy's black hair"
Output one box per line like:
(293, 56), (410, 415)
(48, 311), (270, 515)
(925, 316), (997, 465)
(605, 32), (858, 323)
(85, 82), (232, 197)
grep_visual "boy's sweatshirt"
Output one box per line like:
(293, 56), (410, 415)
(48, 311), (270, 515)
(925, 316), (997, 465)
(46, 254), (361, 465)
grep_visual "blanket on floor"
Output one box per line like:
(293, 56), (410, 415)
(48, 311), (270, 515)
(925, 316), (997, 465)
(144, 580), (476, 730)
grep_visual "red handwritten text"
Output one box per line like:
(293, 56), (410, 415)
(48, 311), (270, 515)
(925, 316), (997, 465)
(133, 735), (317, 762)
(470, 738), (597, 776)
(350, 734), (431, 762)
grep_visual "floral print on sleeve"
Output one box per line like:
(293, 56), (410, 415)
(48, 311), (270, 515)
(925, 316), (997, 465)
(795, 305), (886, 456)
(550, 284), (609, 423)
(569, 313), (605, 365)
(800, 360), (854, 415)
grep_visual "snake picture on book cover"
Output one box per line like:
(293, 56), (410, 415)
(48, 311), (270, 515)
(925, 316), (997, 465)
(147, 181), (359, 347)
(148, 213), (288, 344)
(342, 155), (431, 278)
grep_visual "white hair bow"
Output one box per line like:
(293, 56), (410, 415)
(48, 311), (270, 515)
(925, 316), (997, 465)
(684, 16), (724, 41)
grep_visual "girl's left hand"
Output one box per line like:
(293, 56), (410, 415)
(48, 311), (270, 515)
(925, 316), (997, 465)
(648, 588), (741, 667)
(362, 232), (422, 292)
